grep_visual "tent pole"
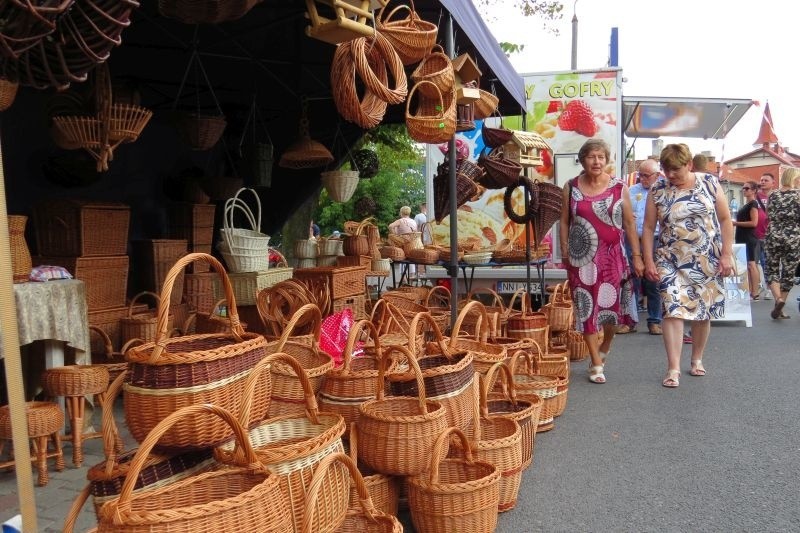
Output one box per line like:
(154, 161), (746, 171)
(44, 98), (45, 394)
(445, 12), (459, 328)
(522, 112), (533, 308)
(0, 120), (38, 530)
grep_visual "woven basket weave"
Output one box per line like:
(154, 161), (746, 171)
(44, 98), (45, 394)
(376, 1), (437, 65)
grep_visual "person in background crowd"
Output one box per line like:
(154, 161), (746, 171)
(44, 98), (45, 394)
(560, 138), (643, 385)
(628, 158), (663, 335)
(414, 202), (432, 245)
(764, 167), (800, 319)
(642, 144), (734, 388)
(731, 181), (761, 300)
(309, 219), (320, 239)
(388, 206), (417, 235)
(756, 172), (776, 299)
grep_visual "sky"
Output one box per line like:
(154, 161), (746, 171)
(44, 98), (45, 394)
(481, 0), (795, 163)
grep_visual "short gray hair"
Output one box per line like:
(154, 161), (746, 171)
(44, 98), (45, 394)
(578, 138), (611, 164)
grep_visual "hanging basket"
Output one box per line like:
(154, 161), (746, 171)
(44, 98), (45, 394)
(0, 78), (19, 111)
(376, 1), (438, 66)
(241, 142), (274, 187)
(473, 89), (500, 119)
(175, 112), (227, 151)
(0, 0), (73, 60)
(321, 170), (360, 202)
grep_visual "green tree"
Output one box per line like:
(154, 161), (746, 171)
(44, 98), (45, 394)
(475, 0), (564, 34)
(315, 125), (425, 236)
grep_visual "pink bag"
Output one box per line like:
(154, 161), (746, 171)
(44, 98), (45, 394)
(319, 309), (362, 367)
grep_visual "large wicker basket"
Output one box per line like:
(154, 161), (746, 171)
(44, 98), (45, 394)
(124, 253), (271, 451)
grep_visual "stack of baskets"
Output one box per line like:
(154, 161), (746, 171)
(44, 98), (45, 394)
(218, 188), (271, 273)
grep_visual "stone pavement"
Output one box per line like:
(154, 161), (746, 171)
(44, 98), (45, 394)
(1, 288), (799, 532)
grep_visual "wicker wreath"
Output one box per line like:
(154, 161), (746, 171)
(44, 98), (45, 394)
(331, 40), (387, 129)
(351, 33), (408, 105)
(504, 176), (537, 224)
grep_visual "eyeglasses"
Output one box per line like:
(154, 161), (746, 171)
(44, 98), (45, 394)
(639, 171), (658, 179)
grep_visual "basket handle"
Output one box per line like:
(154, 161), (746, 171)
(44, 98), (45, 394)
(89, 324), (113, 358)
(424, 284), (451, 308)
(273, 303), (322, 352)
(449, 300), (490, 348)
(223, 196), (258, 233)
(235, 352), (319, 442)
(507, 348), (537, 378)
(63, 483), (92, 533)
(406, 79), (445, 120)
(113, 404), (263, 518)
(507, 288), (527, 317)
(101, 370), (128, 471)
(480, 362), (518, 419)
(469, 287), (506, 313)
(301, 452), (374, 533)
(147, 253), (244, 363)
(375, 344), (429, 414)
(377, 2), (415, 27)
(348, 421), (360, 462)
(428, 427), (476, 485)
(126, 291), (160, 318)
(407, 311), (448, 358)
(230, 187), (262, 230)
(342, 319), (381, 371)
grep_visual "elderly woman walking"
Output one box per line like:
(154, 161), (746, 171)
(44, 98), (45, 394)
(559, 138), (643, 384)
(642, 144), (734, 388)
(764, 167), (800, 318)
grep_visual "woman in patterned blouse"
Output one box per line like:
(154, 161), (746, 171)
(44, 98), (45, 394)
(764, 167), (800, 318)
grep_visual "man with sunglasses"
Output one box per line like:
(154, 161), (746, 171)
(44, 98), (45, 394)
(626, 158), (663, 335)
(755, 173), (775, 299)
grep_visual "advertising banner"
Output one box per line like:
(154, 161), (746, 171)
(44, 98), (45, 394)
(428, 68), (622, 252)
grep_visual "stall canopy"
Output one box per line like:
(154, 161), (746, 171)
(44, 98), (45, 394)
(623, 96), (753, 139)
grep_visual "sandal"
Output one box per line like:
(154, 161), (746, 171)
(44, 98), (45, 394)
(689, 360), (706, 376)
(662, 369), (680, 388)
(779, 312), (791, 319)
(588, 365), (606, 384)
(771, 299), (786, 319)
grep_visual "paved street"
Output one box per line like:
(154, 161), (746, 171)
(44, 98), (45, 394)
(1, 289), (798, 532)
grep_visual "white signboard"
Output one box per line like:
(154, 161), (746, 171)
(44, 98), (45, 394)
(714, 243), (752, 327)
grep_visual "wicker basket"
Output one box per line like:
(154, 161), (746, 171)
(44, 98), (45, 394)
(216, 353), (347, 533)
(120, 291), (175, 345)
(219, 188), (271, 273)
(304, 452), (403, 533)
(345, 423), (400, 517)
(451, 379), (522, 512)
(124, 253), (270, 451)
(407, 427), (500, 533)
(0, 78), (19, 111)
(89, 404), (292, 533)
(376, 1), (437, 65)
(8, 215), (32, 283)
(265, 304), (334, 418)
(321, 170), (360, 202)
(411, 45), (454, 98)
(87, 326), (135, 385)
(175, 112), (227, 150)
(379, 245), (404, 261)
(446, 301), (507, 374)
(481, 361), (541, 471)
(541, 283), (573, 333)
(356, 345), (449, 476)
(293, 266), (366, 300)
(481, 118), (514, 148)
(33, 199), (130, 258)
(473, 89), (499, 119)
(351, 32), (408, 105)
(406, 80), (456, 144)
(131, 239), (188, 305)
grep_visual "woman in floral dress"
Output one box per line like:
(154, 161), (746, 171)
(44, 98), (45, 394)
(559, 139), (643, 384)
(642, 144), (734, 388)
(764, 167), (800, 318)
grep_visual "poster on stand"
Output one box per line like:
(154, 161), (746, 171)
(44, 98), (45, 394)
(714, 243), (752, 326)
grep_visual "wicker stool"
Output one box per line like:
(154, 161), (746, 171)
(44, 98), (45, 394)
(41, 365), (109, 467)
(0, 402), (65, 486)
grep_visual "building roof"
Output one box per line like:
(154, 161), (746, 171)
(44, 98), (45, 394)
(753, 101), (780, 146)
(510, 130), (550, 150)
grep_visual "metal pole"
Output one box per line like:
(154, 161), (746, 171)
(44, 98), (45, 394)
(445, 12), (459, 328)
(571, 1), (578, 70)
(522, 113), (532, 306)
(0, 119), (38, 530)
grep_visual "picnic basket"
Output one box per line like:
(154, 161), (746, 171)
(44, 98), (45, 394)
(302, 452), (402, 533)
(265, 303), (334, 417)
(319, 320), (396, 428)
(451, 379), (523, 512)
(407, 427), (500, 533)
(91, 404), (292, 533)
(346, 423), (400, 517)
(356, 345), (449, 476)
(124, 253), (271, 451)
(216, 353), (347, 533)
(387, 314), (475, 431)
(376, 0), (437, 65)
(481, 361), (541, 471)
(119, 292), (174, 345)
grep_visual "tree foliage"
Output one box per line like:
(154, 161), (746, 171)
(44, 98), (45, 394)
(475, 0), (564, 35)
(315, 125), (425, 236)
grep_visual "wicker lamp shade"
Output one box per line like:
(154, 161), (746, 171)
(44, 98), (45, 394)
(0, 78), (19, 111)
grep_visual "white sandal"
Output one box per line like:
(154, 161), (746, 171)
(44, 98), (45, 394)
(588, 365), (606, 384)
